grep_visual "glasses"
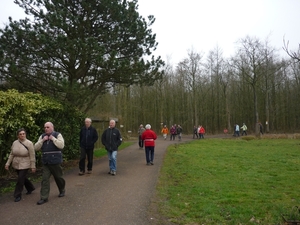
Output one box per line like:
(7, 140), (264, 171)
(19, 133), (26, 135)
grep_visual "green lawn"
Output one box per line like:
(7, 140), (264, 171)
(157, 139), (300, 224)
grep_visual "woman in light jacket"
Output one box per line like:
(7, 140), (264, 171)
(5, 128), (36, 202)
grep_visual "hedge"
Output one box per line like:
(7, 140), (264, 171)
(0, 89), (85, 174)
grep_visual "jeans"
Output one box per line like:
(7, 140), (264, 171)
(199, 133), (204, 139)
(107, 150), (117, 172)
(41, 164), (65, 200)
(79, 148), (94, 172)
(14, 169), (35, 198)
(145, 146), (154, 163)
(178, 133), (182, 141)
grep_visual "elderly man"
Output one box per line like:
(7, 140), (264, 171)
(34, 122), (65, 205)
(101, 120), (122, 176)
(79, 118), (98, 175)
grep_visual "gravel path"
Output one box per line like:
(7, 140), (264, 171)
(0, 134), (228, 225)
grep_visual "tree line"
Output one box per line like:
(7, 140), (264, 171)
(90, 36), (300, 135)
(0, 1), (299, 136)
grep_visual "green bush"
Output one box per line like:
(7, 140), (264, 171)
(0, 89), (85, 174)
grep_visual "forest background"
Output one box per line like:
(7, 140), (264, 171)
(89, 38), (300, 136)
(1, 0), (300, 138)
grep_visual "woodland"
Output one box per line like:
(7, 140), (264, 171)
(0, 0), (299, 136)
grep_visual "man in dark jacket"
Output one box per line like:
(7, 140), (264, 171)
(101, 120), (122, 176)
(79, 118), (98, 175)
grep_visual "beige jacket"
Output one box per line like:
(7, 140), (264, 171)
(5, 139), (36, 170)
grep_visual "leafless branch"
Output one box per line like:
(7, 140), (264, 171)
(283, 37), (300, 62)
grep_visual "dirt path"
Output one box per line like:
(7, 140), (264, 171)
(0, 134), (227, 225)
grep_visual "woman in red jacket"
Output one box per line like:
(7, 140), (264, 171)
(199, 125), (205, 139)
(141, 124), (157, 165)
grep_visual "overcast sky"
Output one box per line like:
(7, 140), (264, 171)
(1, 0), (299, 65)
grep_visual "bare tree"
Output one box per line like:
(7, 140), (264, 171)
(283, 38), (300, 62)
(205, 45), (227, 132)
(177, 48), (204, 127)
(234, 36), (267, 135)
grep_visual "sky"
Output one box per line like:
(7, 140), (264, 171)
(1, 0), (299, 65)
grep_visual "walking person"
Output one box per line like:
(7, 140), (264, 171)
(5, 128), (36, 202)
(170, 124), (177, 141)
(79, 118), (99, 175)
(101, 120), (122, 176)
(138, 124), (145, 148)
(141, 124), (157, 165)
(198, 125), (205, 139)
(193, 125), (198, 139)
(34, 122), (66, 205)
(177, 125), (183, 141)
(235, 124), (240, 137)
(258, 122), (263, 135)
(241, 123), (247, 136)
(233, 124), (237, 136)
(161, 125), (169, 140)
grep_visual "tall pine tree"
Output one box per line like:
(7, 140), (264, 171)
(0, 0), (164, 112)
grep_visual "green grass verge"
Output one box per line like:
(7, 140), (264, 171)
(157, 139), (300, 224)
(94, 141), (134, 158)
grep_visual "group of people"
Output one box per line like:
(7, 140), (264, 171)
(5, 118), (123, 205)
(79, 118), (122, 177)
(233, 123), (248, 136)
(160, 124), (183, 141)
(5, 122), (66, 205)
(193, 125), (206, 139)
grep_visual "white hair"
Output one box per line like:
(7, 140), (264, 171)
(85, 118), (92, 123)
(145, 124), (151, 129)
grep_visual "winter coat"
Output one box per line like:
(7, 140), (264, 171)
(199, 127), (205, 134)
(161, 127), (169, 134)
(80, 125), (99, 149)
(141, 129), (157, 147)
(170, 126), (177, 135)
(101, 127), (122, 151)
(6, 139), (36, 170)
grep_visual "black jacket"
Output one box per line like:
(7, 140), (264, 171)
(101, 127), (122, 151)
(80, 126), (98, 149)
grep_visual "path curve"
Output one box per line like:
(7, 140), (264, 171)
(0, 134), (227, 225)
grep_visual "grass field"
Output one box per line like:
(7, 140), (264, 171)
(157, 138), (300, 224)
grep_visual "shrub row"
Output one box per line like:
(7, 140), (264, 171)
(0, 89), (85, 174)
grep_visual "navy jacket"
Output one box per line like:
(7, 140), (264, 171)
(80, 126), (98, 150)
(101, 127), (122, 151)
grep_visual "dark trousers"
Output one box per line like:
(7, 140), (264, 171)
(193, 133), (198, 139)
(79, 148), (94, 172)
(170, 134), (176, 140)
(40, 164), (65, 200)
(138, 135), (143, 148)
(199, 133), (204, 139)
(14, 169), (35, 198)
(145, 146), (154, 163)
(242, 130), (247, 136)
